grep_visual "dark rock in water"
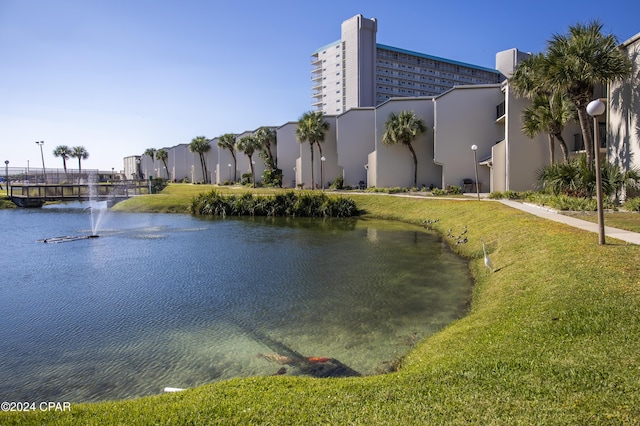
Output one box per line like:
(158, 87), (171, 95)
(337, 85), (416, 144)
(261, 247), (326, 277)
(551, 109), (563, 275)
(39, 235), (100, 243)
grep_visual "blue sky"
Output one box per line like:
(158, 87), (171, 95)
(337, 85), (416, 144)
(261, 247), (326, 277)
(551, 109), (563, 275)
(1, 0), (638, 171)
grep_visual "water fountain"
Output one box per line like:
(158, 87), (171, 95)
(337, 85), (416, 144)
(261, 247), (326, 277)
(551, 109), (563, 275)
(38, 173), (105, 243)
(88, 173), (107, 237)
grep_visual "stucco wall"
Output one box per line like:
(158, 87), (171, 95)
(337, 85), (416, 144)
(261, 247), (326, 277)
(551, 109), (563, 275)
(337, 108), (375, 187)
(276, 122), (300, 188)
(609, 33), (640, 175)
(168, 144), (193, 182)
(434, 85), (503, 190)
(373, 98), (440, 188)
(505, 86), (549, 191)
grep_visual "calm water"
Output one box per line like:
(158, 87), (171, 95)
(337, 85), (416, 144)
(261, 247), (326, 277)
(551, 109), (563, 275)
(0, 204), (472, 402)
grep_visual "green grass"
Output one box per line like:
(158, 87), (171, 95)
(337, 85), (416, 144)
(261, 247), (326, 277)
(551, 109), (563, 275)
(4, 189), (640, 424)
(0, 197), (16, 209)
(561, 211), (640, 233)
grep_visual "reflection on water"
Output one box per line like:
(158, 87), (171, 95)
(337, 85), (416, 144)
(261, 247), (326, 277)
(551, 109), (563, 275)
(0, 208), (472, 402)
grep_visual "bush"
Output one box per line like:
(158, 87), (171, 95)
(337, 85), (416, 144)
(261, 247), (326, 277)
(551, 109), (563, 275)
(262, 168), (283, 187)
(623, 197), (640, 212)
(521, 192), (617, 211)
(330, 175), (344, 190)
(448, 185), (462, 195)
(488, 190), (519, 200)
(189, 190), (359, 218)
(537, 154), (640, 200)
(150, 178), (168, 194)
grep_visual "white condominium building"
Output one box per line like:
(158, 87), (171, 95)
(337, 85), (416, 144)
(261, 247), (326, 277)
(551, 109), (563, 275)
(311, 14), (503, 114)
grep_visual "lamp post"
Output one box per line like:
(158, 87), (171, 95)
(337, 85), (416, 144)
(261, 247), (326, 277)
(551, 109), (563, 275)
(320, 156), (326, 190)
(471, 144), (480, 201)
(228, 163), (231, 182)
(35, 141), (45, 182)
(587, 99), (606, 245)
(4, 160), (9, 197)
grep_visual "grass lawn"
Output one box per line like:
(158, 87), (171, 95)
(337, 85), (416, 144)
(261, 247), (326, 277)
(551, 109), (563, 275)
(4, 186), (640, 425)
(562, 210), (640, 233)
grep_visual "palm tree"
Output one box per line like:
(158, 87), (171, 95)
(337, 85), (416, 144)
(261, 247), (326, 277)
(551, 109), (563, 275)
(70, 146), (89, 175)
(295, 111), (330, 189)
(381, 110), (427, 188)
(511, 21), (632, 168)
(155, 149), (169, 179)
(236, 135), (261, 188)
(254, 127), (277, 170)
(143, 148), (157, 178)
(522, 92), (575, 164)
(52, 145), (71, 176)
(189, 136), (211, 183)
(217, 134), (237, 183)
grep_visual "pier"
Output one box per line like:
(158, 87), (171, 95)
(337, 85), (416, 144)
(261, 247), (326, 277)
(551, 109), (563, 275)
(9, 181), (145, 207)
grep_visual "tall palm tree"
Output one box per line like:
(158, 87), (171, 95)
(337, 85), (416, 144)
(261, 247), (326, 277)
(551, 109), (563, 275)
(545, 21), (632, 168)
(236, 135), (261, 188)
(522, 92), (575, 164)
(155, 149), (169, 179)
(511, 21), (632, 169)
(254, 126), (277, 170)
(189, 136), (211, 183)
(52, 145), (71, 176)
(70, 146), (89, 175)
(295, 111), (330, 189)
(382, 110), (427, 188)
(217, 133), (237, 183)
(143, 148), (157, 178)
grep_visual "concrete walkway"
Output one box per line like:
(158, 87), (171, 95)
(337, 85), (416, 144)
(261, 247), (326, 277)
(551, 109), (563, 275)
(498, 199), (640, 245)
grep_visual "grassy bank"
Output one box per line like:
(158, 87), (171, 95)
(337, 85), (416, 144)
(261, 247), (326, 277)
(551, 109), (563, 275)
(4, 187), (640, 424)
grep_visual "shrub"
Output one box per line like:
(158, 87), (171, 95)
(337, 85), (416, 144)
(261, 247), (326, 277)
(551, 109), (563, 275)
(330, 175), (344, 190)
(189, 190), (359, 218)
(262, 168), (283, 187)
(488, 190), (519, 200)
(623, 197), (640, 212)
(537, 154), (640, 200)
(448, 185), (462, 195)
(150, 178), (168, 194)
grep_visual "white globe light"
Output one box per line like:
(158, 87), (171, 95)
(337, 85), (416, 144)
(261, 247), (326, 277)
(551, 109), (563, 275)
(587, 100), (606, 117)
(471, 144), (478, 151)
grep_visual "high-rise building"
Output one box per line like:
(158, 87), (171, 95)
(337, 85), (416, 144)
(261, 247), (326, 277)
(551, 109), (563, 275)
(311, 14), (503, 114)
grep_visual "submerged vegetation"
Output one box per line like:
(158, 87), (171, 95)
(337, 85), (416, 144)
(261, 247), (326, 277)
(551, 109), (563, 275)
(188, 189), (359, 218)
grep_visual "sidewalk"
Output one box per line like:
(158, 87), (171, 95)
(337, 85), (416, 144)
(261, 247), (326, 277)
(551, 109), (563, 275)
(499, 200), (640, 245)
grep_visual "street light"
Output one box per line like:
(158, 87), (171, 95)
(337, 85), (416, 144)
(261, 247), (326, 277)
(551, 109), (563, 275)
(35, 141), (45, 182)
(228, 163), (231, 182)
(320, 157), (326, 190)
(471, 144), (480, 201)
(587, 99), (606, 245)
(4, 160), (9, 197)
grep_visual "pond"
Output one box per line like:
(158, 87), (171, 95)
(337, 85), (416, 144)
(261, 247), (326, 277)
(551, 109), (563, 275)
(0, 205), (472, 402)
